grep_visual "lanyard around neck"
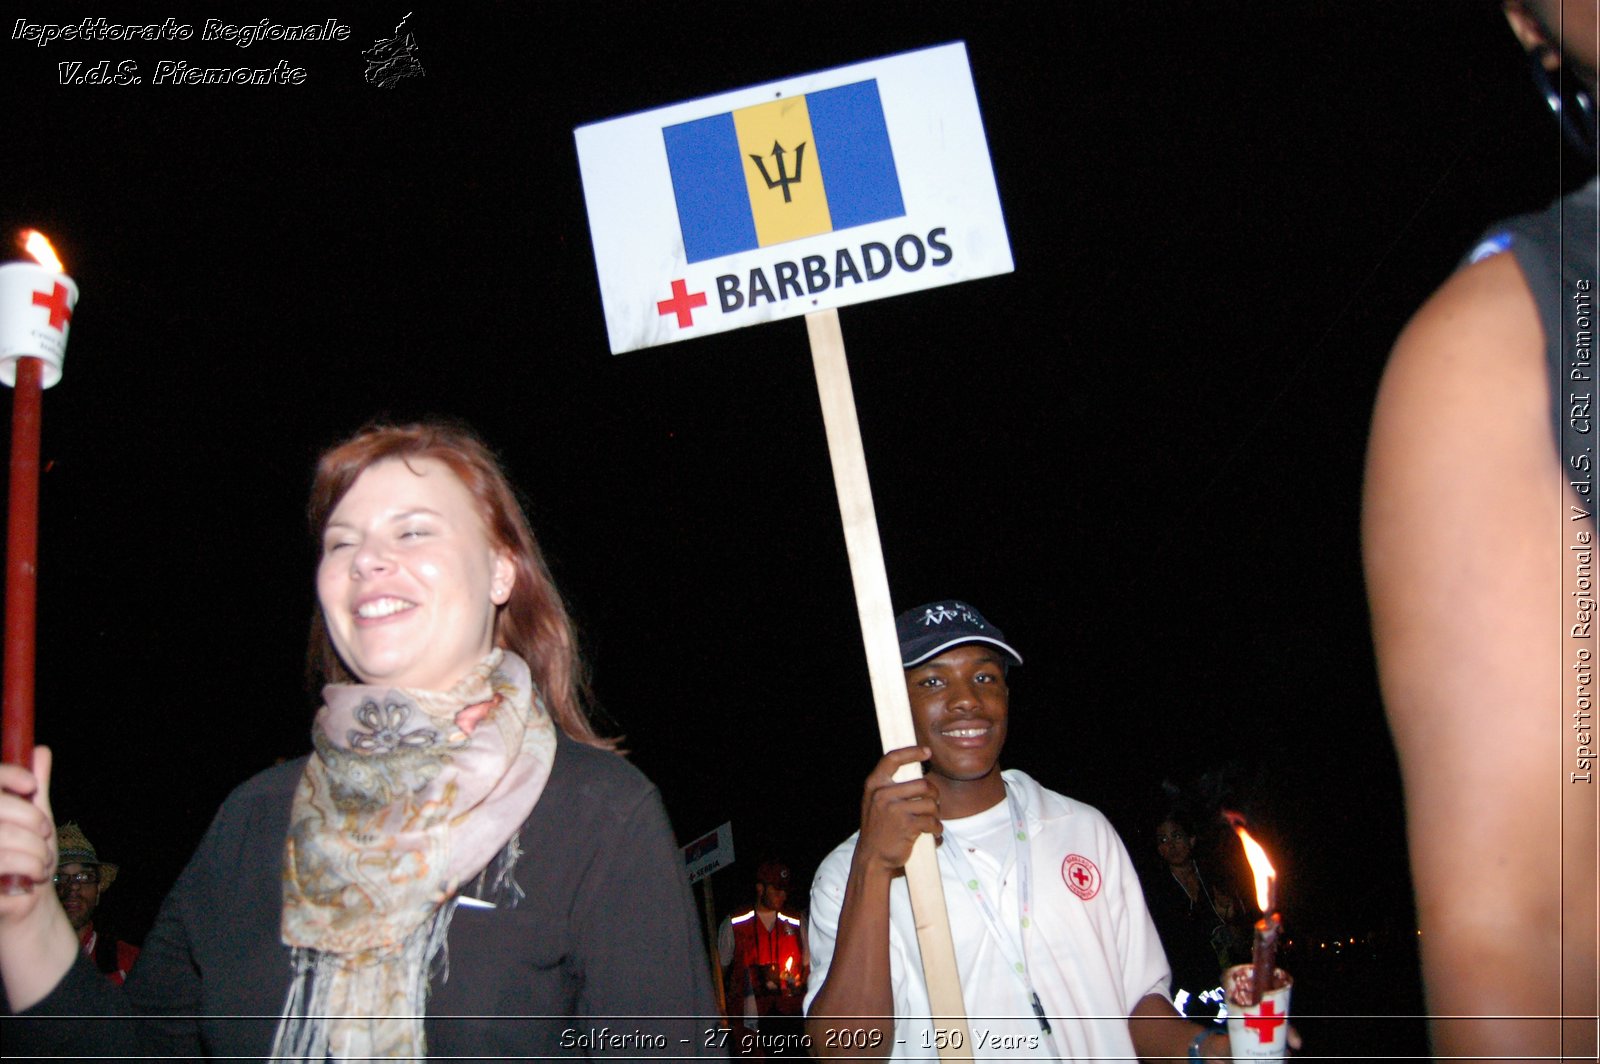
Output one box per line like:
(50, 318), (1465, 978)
(938, 786), (1057, 1042)
(1171, 862), (1223, 923)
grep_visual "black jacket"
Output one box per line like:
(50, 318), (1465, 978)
(11, 731), (723, 1061)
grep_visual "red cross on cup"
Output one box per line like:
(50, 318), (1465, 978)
(30, 283), (73, 331)
(1244, 999), (1286, 1043)
(1223, 962), (1293, 1059)
(0, 261), (78, 389)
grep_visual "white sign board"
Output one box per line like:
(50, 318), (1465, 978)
(576, 42), (1012, 354)
(682, 821), (735, 885)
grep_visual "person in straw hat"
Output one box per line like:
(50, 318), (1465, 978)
(54, 822), (139, 986)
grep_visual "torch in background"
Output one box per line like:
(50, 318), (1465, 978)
(1223, 813), (1294, 1060)
(0, 230), (77, 895)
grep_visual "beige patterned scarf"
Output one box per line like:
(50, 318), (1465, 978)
(270, 649), (555, 1061)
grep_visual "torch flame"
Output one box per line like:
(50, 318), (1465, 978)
(20, 230), (63, 273)
(1233, 824), (1276, 913)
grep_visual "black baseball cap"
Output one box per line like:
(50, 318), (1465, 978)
(895, 600), (1023, 668)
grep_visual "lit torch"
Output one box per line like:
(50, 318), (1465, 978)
(0, 230), (78, 895)
(1227, 813), (1283, 1005)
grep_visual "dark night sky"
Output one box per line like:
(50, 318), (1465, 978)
(2, 1), (1586, 1049)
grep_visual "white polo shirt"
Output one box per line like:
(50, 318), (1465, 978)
(805, 769), (1171, 1061)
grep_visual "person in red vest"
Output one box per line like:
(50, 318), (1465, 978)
(717, 860), (809, 1053)
(54, 823), (140, 986)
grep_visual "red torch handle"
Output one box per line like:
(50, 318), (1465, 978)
(2, 356), (42, 894)
(4, 356), (41, 764)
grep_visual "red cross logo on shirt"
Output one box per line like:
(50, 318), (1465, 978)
(31, 282), (73, 331)
(1061, 853), (1101, 900)
(1244, 999), (1286, 1043)
(656, 279), (707, 328)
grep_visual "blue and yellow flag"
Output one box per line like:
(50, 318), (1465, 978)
(663, 80), (905, 264)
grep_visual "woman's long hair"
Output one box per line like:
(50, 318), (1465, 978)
(306, 421), (614, 748)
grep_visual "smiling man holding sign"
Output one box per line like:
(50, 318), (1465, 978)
(804, 602), (1253, 1062)
(577, 42), (1016, 1057)
(576, 40), (1236, 1063)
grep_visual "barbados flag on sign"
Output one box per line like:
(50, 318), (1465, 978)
(664, 80), (905, 264)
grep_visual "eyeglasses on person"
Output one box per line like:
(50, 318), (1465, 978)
(53, 870), (100, 887)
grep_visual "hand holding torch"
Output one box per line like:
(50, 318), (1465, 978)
(1, 230), (77, 895)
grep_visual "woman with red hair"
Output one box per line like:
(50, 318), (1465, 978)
(0, 421), (719, 1059)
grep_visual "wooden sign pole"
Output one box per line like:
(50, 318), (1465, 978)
(700, 877), (729, 1022)
(805, 308), (971, 1059)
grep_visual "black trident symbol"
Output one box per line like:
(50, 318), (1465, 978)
(750, 140), (807, 203)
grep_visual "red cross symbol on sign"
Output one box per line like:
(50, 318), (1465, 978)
(656, 279), (707, 328)
(1243, 999), (1286, 1043)
(31, 282), (73, 331)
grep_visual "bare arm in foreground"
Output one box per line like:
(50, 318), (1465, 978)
(1365, 251), (1597, 1060)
